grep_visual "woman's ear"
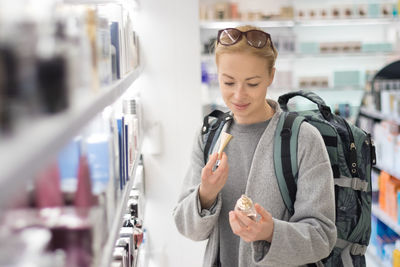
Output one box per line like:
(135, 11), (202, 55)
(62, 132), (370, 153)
(267, 67), (276, 87)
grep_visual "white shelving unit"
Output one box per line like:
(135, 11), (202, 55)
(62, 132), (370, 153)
(0, 67), (142, 205)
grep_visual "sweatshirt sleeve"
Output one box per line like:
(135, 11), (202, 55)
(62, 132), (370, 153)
(252, 122), (337, 266)
(172, 128), (222, 241)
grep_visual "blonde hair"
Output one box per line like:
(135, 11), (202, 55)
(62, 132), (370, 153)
(215, 25), (278, 73)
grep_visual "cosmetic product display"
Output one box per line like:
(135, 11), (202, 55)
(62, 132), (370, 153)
(0, 92), (145, 266)
(200, 2), (399, 21)
(97, 16), (112, 86)
(296, 2), (399, 20)
(133, 218), (144, 249)
(199, 2), (294, 21)
(235, 194), (257, 220)
(0, 1), (146, 266)
(0, 1), (140, 137)
(123, 98), (140, 172)
(299, 76), (329, 89)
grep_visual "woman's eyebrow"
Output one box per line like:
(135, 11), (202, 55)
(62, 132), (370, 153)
(222, 73), (234, 79)
(245, 76), (261, 81)
(222, 74), (261, 80)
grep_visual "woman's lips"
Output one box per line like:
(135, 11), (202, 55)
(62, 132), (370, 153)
(232, 103), (250, 110)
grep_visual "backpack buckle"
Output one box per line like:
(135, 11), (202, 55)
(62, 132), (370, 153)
(350, 244), (367, 256)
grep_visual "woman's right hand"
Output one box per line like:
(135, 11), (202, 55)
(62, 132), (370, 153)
(199, 152), (229, 209)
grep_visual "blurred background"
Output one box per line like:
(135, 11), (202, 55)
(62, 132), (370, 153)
(0, 0), (399, 266)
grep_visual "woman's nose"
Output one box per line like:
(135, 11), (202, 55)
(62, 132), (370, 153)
(233, 84), (246, 100)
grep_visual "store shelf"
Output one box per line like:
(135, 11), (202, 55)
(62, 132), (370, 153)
(359, 107), (400, 124)
(372, 203), (400, 236)
(0, 66), (142, 205)
(283, 51), (395, 59)
(202, 51), (395, 60)
(294, 18), (399, 27)
(200, 18), (399, 29)
(98, 143), (142, 267)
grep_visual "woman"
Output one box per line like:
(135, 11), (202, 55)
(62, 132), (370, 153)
(173, 25), (337, 267)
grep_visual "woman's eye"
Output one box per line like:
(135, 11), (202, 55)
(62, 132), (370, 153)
(224, 82), (234, 86)
(248, 83), (259, 87)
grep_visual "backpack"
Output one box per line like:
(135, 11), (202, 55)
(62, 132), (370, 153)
(201, 90), (376, 267)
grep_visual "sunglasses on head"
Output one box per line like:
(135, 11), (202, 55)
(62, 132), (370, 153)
(217, 28), (274, 49)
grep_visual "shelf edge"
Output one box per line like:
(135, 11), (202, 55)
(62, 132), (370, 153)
(371, 203), (400, 236)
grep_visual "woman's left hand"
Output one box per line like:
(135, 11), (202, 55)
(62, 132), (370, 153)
(229, 203), (274, 243)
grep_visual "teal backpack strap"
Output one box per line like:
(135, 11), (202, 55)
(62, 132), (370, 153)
(274, 112), (307, 216)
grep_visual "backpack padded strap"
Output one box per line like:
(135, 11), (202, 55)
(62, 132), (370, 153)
(274, 112), (306, 216)
(281, 113), (299, 208)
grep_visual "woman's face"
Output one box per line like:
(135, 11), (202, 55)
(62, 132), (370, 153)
(217, 52), (275, 124)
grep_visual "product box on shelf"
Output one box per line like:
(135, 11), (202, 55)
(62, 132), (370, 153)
(379, 170), (400, 221)
(379, 171), (392, 212)
(386, 177), (400, 221)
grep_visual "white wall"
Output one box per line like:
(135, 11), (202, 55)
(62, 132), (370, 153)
(135, 0), (205, 267)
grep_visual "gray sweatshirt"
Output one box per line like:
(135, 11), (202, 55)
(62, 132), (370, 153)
(173, 100), (337, 267)
(219, 119), (270, 267)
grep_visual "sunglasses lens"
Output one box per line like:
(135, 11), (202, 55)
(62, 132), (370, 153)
(247, 30), (268, 48)
(219, 29), (241, 45)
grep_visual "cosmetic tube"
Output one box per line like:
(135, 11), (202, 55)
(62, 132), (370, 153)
(214, 132), (233, 170)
